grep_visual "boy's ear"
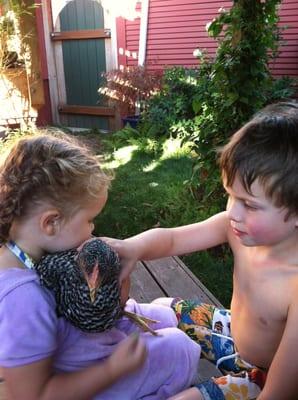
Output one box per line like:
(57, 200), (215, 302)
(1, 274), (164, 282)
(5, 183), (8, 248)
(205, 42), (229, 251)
(40, 210), (62, 236)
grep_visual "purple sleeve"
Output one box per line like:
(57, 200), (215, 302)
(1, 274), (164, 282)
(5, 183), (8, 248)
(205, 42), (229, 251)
(0, 281), (58, 367)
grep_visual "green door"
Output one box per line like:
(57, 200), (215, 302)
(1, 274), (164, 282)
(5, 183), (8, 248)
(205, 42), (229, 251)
(59, 0), (109, 130)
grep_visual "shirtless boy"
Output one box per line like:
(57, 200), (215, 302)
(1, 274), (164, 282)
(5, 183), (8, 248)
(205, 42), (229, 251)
(106, 101), (298, 400)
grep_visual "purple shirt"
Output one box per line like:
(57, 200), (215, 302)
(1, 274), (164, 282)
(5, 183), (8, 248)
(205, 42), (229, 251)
(0, 268), (201, 399)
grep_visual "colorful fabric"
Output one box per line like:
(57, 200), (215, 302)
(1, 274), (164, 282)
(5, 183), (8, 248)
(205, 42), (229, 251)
(172, 299), (267, 400)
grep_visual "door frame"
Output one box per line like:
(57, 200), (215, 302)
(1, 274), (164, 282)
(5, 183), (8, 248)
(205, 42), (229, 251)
(41, 0), (118, 126)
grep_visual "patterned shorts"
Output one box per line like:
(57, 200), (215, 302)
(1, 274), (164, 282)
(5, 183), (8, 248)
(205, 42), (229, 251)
(172, 299), (267, 400)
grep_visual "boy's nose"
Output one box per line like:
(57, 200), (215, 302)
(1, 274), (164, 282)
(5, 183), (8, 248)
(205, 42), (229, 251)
(226, 200), (243, 222)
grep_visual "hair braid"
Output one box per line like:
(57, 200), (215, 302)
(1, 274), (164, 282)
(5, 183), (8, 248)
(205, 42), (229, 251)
(0, 132), (111, 243)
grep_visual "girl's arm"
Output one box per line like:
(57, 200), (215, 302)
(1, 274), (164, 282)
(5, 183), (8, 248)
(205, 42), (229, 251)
(3, 334), (146, 400)
(104, 211), (229, 280)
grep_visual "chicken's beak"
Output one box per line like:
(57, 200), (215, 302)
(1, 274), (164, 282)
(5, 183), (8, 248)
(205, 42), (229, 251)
(89, 287), (97, 303)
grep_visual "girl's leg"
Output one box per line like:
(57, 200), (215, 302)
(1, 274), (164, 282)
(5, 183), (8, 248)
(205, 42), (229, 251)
(122, 298), (178, 332)
(151, 296), (175, 307)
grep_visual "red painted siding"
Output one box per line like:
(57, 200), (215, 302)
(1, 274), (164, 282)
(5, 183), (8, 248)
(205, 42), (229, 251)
(146, 0), (231, 69)
(119, 0), (298, 78)
(116, 2), (141, 68)
(270, 0), (298, 77)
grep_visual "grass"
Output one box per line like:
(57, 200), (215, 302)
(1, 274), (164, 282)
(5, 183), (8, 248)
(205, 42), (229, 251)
(0, 127), (233, 306)
(94, 129), (233, 306)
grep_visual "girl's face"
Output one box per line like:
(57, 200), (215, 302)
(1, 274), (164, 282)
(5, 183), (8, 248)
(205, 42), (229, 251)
(225, 175), (298, 248)
(51, 190), (108, 252)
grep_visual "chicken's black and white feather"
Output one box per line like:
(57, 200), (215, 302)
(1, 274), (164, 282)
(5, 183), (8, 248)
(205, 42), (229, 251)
(35, 238), (122, 333)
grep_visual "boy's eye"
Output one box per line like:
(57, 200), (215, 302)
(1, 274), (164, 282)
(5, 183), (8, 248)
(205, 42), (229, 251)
(244, 203), (258, 210)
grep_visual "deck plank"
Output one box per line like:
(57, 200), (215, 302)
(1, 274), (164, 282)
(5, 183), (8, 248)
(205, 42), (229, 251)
(130, 261), (165, 302)
(142, 257), (223, 306)
(173, 256), (223, 307)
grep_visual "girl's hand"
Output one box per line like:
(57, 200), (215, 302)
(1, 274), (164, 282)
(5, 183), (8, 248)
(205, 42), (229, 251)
(100, 237), (138, 282)
(107, 334), (147, 378)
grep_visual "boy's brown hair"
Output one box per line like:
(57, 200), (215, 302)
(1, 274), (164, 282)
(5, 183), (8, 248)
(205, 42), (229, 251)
(0, 131), (111, 243)
(219, 101), (298, 215)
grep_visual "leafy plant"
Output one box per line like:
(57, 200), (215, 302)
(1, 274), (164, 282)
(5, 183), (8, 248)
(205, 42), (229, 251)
(139, 67), (200, 137)
(136, 1), (295, 214)
(0, 0), (37, 71)
(188, 0), (295, 210)
(98, 66), (163, 115)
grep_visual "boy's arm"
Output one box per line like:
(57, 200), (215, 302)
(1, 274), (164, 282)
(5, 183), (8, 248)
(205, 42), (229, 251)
(258, 293), (298, 400)
(104, 211), (229, 279)
(3, 334), (146, 400)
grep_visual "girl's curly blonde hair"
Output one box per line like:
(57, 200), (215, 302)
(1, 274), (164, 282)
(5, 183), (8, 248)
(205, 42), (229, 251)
(0, 131), (111, 243)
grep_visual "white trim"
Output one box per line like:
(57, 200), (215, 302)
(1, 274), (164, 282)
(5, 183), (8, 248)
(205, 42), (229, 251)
(103, 6), (118, 70)
(138, 0), (149, 66)
(53, 40), (67, 106)
(52, 1), (67, 109)
(110, 16), (118, 69)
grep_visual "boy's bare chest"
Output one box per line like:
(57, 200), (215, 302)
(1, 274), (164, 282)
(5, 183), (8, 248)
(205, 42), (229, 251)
(231, 254), (297, 366)
(233, 256), (292, 319)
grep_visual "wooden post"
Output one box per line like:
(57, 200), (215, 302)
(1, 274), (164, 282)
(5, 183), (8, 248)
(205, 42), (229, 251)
(18, 0), (45, 110)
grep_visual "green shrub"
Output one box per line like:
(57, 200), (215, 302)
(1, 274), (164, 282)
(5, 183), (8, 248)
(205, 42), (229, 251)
(139, 67), (200, 138)
(188, 0), (295, 211)
(139, 0), (295, 214)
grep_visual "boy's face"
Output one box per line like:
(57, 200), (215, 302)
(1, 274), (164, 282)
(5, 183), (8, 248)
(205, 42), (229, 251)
(225, 175), (298, 248)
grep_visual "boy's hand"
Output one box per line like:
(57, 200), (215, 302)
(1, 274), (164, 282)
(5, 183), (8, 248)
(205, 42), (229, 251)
(107, 334), (147, 379)
(100, 237), (138, 282)
(120, 277), (131, 306)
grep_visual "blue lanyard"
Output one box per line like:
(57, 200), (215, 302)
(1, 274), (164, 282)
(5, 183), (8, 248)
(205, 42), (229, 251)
(5, 241), (35, 270)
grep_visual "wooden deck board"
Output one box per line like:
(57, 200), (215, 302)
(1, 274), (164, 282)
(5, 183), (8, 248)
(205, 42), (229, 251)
(129, 261), (165, 302)
(139, 257), (222, 307)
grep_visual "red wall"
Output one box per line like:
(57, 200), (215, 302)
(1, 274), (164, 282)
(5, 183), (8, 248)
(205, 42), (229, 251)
(271, 0), (298, 76)
(118, 0), (298, 78)
(146, 0), (231, 70)
(116, 2), (142, 68)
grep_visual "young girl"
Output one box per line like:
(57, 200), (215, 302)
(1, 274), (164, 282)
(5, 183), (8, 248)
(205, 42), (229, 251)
(0, 132), (201, 400)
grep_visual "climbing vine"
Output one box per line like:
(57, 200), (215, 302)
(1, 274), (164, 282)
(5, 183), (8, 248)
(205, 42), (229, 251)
(189, 0), (294, 209)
